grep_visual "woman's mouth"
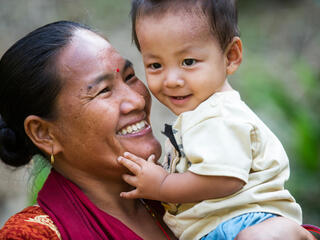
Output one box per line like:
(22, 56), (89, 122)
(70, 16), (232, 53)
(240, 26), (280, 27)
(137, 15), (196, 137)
(117, 120), (149, 136)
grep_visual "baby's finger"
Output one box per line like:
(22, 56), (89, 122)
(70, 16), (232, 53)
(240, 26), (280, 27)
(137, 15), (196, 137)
(122, 174), (138, 187)
(147, 154), (156, 163)
(120, 189), (140, 199)
(123, 152), (146, 166)
(118, 156), (140, 175)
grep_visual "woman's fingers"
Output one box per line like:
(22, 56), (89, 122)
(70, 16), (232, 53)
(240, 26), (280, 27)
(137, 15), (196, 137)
(118, 156), (141, 175)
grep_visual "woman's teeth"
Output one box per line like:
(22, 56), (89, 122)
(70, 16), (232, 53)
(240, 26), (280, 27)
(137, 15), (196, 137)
(118, 120), (147, 135)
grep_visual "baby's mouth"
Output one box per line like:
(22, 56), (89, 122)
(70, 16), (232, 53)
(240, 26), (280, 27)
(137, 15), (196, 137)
(117, 120), (148, 136)
(173, 96), (185, 100)
(171, 94), (192, 100)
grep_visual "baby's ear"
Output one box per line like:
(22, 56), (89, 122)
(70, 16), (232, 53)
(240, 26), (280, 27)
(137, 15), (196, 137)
(225, 37), (243, 75)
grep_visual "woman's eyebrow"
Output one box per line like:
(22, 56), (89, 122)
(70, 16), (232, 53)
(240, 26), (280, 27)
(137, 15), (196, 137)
(123, 59), (133, 72)
(86, 59), (133, 94)
(87, 73), (114, 93)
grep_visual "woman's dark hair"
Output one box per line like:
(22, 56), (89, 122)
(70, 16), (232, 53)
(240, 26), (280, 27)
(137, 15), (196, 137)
(131, 0), (239, 51)
(0, 20), (92, 167)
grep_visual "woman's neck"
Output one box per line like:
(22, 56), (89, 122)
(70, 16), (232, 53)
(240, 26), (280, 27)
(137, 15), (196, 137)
(82, 178), (139, 217)
(56, 166), (139, 217)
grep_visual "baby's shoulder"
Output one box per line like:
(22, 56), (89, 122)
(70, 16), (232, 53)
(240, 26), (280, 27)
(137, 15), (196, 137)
(0, 206), (61, 240)
(179, 91), (256, 131)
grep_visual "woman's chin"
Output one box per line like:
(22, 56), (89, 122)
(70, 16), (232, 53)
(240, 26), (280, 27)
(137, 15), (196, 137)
(123, 134), (161, 160)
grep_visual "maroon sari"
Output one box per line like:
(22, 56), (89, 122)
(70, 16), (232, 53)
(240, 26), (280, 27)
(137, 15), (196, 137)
(38, 169), (143, 240)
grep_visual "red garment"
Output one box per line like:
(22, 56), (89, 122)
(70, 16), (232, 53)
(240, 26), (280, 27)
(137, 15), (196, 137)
(0, 206), (61, 240)
(302, 225), (320, 240)
(37, 169), (144, 240)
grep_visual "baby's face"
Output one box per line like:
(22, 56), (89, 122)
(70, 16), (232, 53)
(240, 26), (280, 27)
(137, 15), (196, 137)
(136, 11), (229, 115)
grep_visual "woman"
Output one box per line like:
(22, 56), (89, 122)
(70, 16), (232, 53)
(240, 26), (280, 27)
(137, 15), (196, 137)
(0, 21), (314, 239)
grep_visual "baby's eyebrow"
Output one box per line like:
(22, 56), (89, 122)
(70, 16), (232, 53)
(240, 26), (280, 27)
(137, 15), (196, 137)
(142, 53), (160, 59)
(142, 47), (196, 60)
(174, 46), (197, 56)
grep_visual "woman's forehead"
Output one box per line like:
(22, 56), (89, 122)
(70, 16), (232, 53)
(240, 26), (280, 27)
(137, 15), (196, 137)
(57, 29), (123, 79)
(64, 30), (120, 64)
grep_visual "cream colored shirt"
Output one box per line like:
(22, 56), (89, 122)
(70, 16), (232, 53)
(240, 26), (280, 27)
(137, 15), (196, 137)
(160, 90), (302, 240)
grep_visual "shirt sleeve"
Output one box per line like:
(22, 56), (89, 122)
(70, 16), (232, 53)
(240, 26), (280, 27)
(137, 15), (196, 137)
(183, 117), (253, 183)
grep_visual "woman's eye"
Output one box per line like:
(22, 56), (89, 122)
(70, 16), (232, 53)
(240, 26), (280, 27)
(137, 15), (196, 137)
(125, 73), (135, 82)
(149, 63), (162, 70)
(182, 58), (196, 66)
(98, 87), (110, 95)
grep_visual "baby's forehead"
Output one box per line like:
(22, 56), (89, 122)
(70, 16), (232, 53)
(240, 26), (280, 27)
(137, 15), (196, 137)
(138, 9), (214, 41)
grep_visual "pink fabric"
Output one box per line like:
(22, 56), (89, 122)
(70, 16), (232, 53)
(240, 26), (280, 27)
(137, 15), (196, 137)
(38, 169), (143, 240)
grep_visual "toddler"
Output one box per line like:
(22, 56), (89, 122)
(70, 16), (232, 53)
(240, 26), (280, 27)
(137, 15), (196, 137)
(118, 0), (302, 239)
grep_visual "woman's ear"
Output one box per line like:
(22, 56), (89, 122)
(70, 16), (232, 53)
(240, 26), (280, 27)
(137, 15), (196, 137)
(225, 37), (243, 75)
(24, 115), (60, 156)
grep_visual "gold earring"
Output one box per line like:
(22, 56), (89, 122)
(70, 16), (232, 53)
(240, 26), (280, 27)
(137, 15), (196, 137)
(50, 154), (55, 165)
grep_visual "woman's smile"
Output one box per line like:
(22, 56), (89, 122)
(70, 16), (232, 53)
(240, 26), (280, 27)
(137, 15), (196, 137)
(117, 119), (150, 136)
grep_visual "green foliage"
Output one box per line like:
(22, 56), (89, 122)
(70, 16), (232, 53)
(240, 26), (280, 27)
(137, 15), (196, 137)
(29, 155), (51, 205)
(233, 51), (320, 224)
(233, 2), (320, 222)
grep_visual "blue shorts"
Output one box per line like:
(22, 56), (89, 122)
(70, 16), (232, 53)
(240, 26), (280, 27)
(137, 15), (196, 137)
(201, 212), (277, 240)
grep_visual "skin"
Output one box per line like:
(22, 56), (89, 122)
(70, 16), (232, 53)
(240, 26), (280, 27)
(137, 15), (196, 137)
(24, 29), (176, 240)
(118, 11), (244, 203)
(234, 217), (315, 240)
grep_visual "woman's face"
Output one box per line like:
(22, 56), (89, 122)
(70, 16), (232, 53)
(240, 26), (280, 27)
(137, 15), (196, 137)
(52, 29), (161, 179)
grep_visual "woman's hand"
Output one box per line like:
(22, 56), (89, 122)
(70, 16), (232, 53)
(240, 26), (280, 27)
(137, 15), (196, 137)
(235, 217), (315, 240)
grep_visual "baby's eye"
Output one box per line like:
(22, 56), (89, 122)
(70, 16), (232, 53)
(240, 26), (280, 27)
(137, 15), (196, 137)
(149, 63), (162, 70)
(182, 58), (196, 66)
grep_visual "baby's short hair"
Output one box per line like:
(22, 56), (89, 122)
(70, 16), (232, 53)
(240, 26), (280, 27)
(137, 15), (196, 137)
(131, 0), (240, 51)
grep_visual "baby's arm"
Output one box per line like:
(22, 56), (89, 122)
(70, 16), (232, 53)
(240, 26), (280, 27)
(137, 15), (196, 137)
(118, 152), (244, 203)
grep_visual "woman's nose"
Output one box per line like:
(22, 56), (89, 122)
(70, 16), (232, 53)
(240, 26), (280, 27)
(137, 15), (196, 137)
(164, 70), (184, 88)
(120, 84), (145, 114)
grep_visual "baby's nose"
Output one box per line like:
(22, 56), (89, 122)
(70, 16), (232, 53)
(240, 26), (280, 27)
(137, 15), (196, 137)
(164, 71), (184, 88)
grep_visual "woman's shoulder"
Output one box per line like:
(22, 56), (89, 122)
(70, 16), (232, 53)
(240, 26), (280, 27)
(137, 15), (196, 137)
(0, 205), (61, 240)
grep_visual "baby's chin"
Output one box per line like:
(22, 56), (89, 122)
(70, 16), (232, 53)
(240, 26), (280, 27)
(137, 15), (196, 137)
(170, 106), (198, 116)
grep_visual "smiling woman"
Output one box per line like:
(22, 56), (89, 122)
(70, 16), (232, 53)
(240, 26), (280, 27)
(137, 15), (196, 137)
(0, 21), (170, 240)
(0, 21), (315, 240)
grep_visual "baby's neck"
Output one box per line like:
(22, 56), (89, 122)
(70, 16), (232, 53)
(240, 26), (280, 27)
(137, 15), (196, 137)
(218, 79), (233, 92)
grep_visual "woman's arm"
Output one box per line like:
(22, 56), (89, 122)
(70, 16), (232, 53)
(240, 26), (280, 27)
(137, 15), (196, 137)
(235, 217), (315, 240)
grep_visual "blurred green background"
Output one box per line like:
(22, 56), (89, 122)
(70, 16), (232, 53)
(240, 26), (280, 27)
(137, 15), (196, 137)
(0, 0), (319, 227)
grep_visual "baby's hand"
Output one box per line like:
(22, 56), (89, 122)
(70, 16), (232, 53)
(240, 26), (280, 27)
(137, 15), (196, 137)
(117, 152), (168, 200)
